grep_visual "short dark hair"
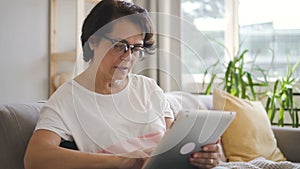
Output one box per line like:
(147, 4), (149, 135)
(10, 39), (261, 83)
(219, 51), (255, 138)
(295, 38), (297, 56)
(81, 0), (155, 62)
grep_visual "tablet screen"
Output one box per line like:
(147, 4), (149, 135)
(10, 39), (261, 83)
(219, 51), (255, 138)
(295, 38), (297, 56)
(142, 110), (236, 169)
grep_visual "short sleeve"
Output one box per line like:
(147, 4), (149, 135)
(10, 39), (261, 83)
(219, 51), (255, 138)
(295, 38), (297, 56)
(35, 106), (73, 141)
(163, 95), (175, 119)
(146, 76), (174, 119)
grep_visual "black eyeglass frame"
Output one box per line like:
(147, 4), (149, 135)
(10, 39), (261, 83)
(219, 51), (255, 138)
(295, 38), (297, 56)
(102, 35), (145, 58)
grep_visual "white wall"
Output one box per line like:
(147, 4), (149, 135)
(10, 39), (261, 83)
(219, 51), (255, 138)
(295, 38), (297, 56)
(0, 0), (49, 103)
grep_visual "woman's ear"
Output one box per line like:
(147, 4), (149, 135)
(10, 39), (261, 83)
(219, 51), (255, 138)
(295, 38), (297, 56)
(88, 35), (97, 51)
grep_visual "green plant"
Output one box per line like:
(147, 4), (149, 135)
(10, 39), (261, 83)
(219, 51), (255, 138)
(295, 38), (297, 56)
(203, 49), (267, 101)
(203, 46), (300, 127)
(265, 61), (299, 127)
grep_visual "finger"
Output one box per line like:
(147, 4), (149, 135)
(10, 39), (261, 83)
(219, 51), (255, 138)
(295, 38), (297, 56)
(190, 157), (220, 169)
(120, 157), (146, 169)
(133, 158), (146, 169)
(202, 143), (220, 152)
(143, 147), (155, 156)
(192, 151), (221, 160)
(120, 158), (139, 169)
(136, 150), (151, 158)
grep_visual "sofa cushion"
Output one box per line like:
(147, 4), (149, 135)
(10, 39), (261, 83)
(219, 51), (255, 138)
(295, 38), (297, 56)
(165, 91), (211, 116)
(272, 126), (300, 162)
(213, 89), (286, 162)
(0, 103), (43, 169)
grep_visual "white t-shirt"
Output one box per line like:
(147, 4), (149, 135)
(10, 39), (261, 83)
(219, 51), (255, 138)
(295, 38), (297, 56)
(36, 74), (174, 154)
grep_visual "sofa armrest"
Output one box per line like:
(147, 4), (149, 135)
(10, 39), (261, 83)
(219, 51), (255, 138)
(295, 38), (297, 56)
(0, 103), (43, 169)
(272, 126), (300, 162)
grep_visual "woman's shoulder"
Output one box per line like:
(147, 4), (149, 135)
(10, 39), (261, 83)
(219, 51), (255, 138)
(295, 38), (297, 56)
(129, 74), (161, 91)
(52, 80), (73, 95)
(129, 73), (156, 84)
(46, 80), (74, 104)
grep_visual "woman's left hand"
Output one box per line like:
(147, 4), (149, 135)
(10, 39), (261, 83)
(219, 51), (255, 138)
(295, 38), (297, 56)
(189, 141), (222, 169)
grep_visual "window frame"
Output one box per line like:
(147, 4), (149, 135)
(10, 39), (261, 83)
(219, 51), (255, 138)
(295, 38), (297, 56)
(181, 0), (239, 93)
(180, 0), (300, 93)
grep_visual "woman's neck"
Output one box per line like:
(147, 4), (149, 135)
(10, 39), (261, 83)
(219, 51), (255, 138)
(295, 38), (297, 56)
(94, 76), (128, 94)
(74, 68), (128, 94)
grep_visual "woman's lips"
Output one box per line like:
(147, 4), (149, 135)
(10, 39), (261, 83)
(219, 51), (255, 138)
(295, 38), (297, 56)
(114, 66), (129, 72)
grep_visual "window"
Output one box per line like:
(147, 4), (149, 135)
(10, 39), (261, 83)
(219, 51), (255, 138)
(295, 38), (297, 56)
(181, 0), (226, 92)
(239, 0), (300, 78)
(181, 0), (225, 74)
(181, 0), (300, 92)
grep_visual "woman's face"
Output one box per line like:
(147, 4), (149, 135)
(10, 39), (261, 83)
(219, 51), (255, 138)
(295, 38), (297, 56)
(92, 19), (144, 81)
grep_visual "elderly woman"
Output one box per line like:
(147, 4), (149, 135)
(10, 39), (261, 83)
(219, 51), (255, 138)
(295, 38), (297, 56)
(24, 1), (221, 169)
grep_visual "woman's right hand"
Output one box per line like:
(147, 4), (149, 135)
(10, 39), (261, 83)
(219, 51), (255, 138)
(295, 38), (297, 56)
(119, 156), (146, 169)
(100, 148), (153, 169)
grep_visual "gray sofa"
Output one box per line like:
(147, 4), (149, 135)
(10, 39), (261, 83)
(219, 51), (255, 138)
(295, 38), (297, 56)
(1, 95), (300, 169)
(0, 103), (42, 169)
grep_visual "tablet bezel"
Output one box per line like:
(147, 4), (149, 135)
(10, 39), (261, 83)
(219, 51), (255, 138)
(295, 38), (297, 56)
(142, 110), (236, 169)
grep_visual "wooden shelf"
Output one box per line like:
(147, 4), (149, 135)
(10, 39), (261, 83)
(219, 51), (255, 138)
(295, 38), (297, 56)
(49, 51), (76, 94)
(51, 51), (76, 62)
(85, 0), (101, 4)
(49, 0), (100, 95)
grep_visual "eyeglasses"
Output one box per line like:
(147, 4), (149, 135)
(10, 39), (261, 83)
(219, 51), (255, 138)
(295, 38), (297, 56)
(103, 35), (144, 58)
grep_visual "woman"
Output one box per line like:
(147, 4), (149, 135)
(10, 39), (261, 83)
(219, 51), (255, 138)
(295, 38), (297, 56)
(24, 1), (221, 169)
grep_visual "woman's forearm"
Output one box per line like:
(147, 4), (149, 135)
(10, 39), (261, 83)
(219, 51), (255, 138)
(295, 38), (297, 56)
(25, 145), (122, 169)
(24, 130), (123, 169)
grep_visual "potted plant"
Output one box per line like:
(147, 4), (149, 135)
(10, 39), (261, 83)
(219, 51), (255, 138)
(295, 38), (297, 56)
(203, 49), (267, 100)
(265, 61), (299, 127)
(203, 49), (299, 127)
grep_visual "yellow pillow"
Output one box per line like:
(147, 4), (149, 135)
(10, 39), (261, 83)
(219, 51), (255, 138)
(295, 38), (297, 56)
(213, 89), (286, 162)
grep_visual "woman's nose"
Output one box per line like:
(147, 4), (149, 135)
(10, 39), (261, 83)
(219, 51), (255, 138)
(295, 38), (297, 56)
(120, 49), (133, 61)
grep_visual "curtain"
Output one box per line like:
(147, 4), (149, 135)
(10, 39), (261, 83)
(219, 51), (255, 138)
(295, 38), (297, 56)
(132, 0), (182, 92)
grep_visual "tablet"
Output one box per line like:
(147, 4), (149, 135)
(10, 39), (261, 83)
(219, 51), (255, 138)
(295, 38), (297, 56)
(142, 110), (236, 169)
